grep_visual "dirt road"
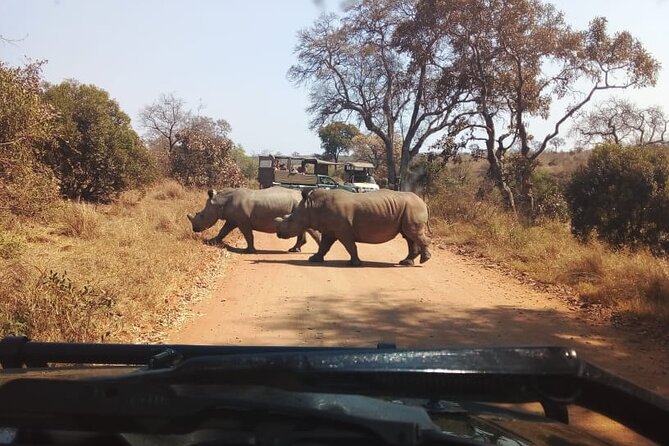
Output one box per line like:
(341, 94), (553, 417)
(169, 232), (667, 444)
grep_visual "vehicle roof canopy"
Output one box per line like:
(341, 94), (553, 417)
(345, 161), (375, 170)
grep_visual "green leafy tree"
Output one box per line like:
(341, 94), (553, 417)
(566, 144), (669, 251)
(0, 60), (59, 216)
(317, 122), (360, 163)
(230, 144), (258, 182)
(42, 80), (156, 202)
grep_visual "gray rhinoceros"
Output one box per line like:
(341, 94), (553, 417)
(275, 188), (431, 266)
(187, 186), (319, 253)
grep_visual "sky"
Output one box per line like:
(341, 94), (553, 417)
(1, 0), (668, 155)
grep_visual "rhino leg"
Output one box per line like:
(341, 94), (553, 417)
(337, 232), (362, 267)
(399, 237), (419, 266)
(416, 232), (431, 264)
(309, 233), (336, 263)
(237, 222), (257, 254)
(420, 246), (432, 264)
(307, 228), (322, 245)
(289, 232), (307, 252)
(208, 221), (237, 245)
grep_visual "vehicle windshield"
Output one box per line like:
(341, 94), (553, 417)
(2, 1), (668, 445)
(351, 173), (375, 184)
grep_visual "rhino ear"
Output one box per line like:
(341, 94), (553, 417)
(301, 188), (315, 201)
(208, 189), (217, 199)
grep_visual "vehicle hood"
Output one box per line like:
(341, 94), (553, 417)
(0, 367), (611, 446)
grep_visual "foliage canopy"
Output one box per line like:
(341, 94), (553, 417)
(0, 60), (59, 216)
(42, 80), (156, 202)
(566, 144), (669, 251)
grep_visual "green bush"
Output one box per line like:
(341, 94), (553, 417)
(566, 143), (669, 251)
(41, 80), (157, 203)
(532, 169), (570, 221)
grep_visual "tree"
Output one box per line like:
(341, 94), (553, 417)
(42, 80), (156, 202)
(169, 116), (245, 188)
(572, 97), (668, 147)
(230, 144), (258, 182)
(566, 143), (669, 251)
(350, 133), (400, 184)
(0, 60), (58, 215)
(289, 0), (473, 190)
(408, 0), (659, 215)
(318, 121), (359, 162)
(139, 93), (190, 154)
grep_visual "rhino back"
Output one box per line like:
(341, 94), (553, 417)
(307, 190), (423, 243)
(246, 187), (301, 232)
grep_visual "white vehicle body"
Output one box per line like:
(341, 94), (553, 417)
(344, 161), (380, 193)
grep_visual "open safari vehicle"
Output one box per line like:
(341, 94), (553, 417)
(257, 155), (355, 192)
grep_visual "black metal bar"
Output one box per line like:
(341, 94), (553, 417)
(0, 337), (396, 368)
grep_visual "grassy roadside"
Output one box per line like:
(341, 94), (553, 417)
(429, 195), (669, 325)
(0, 180), (225, 343)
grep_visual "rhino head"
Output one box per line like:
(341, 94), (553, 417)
(187, 189), (221, 232)
(275, 189), (314, 239)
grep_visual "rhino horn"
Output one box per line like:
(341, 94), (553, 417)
(187, 214), (194, 222)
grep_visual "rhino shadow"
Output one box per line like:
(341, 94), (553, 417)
(250, 258), (405, 269)
(223, 244), (289, 255)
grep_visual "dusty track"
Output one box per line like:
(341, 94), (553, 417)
(169, 232), (667, 445)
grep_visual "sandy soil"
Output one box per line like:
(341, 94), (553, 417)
(169, 232), (667, 445)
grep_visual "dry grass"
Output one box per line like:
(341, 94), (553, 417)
(57, 202), (102, 239)
(431, 187), (669, 323)
(0, 180), (223, 342)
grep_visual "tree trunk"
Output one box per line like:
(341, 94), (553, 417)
(398, 150), (412, 191)
(385, 140), (398, 190)
(486, 153), (516, 214)
(517, 166), (535, 220)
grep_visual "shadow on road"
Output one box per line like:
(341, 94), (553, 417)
(223, 245), (289, 255)
(250, 258), (404, 269)
(261, 290), (667, 396)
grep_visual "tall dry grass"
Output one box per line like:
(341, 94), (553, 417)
(429, 164), (669, 323)
(0, 180), (224, 342)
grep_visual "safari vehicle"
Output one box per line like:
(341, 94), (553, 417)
(1, 336), (667, 446)
(258, 155), (355, 192)
(344, 161), (381, 193)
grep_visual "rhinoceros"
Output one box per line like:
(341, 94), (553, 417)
(275, 188), (431, 266)
(187, 186), (320, 253)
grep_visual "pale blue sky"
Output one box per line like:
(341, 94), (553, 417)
(1, 0), (668, 154)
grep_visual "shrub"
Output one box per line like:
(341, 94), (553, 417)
(0, 60), (60, 217)
(0, 231), (25, 260)
(1, 269), (120, 342)
(41, 80), (157, 203)
(168, 117), (245, 188)
(566, 144), (669, 251)
(153, 180), (185, 200)
(57, 203), (101, 239)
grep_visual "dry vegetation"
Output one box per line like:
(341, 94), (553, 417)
(0, 180), (224, 343)
(429, 153), (669, 325)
